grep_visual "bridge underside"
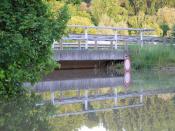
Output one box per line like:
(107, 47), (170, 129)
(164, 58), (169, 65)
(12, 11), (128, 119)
(58, 60), (123, 69)
(53, 50), (125, 69)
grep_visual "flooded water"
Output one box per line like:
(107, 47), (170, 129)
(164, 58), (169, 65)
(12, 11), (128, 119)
(1, 69), (175, 131)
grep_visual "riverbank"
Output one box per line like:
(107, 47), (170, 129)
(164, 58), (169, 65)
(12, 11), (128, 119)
(129, 44), (175, 70)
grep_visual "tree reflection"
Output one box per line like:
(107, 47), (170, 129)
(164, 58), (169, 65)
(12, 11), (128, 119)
(98, 95), (175, 131)
(0, 93), (55, 131)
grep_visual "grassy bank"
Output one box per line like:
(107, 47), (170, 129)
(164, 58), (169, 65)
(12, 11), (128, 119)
(129, 44), (175, 70)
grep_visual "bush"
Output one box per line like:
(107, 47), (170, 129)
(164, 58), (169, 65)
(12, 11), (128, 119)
(172, 24), (175, 38)
(160, 23), (170, 37)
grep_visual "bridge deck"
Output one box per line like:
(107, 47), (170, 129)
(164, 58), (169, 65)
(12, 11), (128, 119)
(53, 50), (125, 61)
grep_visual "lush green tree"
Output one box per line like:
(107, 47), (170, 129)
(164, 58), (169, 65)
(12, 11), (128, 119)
(122, 0), (171, 15)
(0, 0), (69, 98)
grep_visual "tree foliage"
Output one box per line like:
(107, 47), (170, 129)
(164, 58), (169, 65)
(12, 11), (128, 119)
(68, 16), (96, 34)
(157, 7), (175, 27)
(0, 0), (69, 98)
(46, 0), (175, 36)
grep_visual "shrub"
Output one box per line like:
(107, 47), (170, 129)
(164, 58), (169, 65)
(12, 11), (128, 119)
(171, 24), (175, 38)
(160, 23), (170, 37)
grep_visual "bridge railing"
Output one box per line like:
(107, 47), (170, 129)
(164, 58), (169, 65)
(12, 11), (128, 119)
(53, 25), (154, 50)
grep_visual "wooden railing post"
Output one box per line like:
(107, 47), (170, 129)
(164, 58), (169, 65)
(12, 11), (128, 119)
(60, 39), (63, 50)
(124, 41), (128, 54)
(110, 41), (113, 49)
(114, 88), (118, 106)
(51, 91), (55, 105)
(78, 40), (81, 50)
(84, 90), (88, 110)
(76, 89), (80, 98)
(140, 31), (143, 47)
(114, 30), (118, 49)
(140, 89), (143, 103)
(85, 27), (88, 49)
(95, 40), (98, 50)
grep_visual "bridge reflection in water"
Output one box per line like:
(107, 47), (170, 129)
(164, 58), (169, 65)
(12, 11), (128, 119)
(30, 69), (175, 117)
(29, 69), (142, 117)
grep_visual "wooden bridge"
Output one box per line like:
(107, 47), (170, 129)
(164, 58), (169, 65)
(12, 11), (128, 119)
(52, 25), (153, 68)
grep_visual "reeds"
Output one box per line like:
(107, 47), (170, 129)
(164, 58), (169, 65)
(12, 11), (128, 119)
(129, 44), (175, 70)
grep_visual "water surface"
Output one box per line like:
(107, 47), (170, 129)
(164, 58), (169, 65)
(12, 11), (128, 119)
(1, 69), (175, 131)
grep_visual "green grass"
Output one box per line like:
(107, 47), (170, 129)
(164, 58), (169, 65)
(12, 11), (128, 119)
(129, 44), (175, 70)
